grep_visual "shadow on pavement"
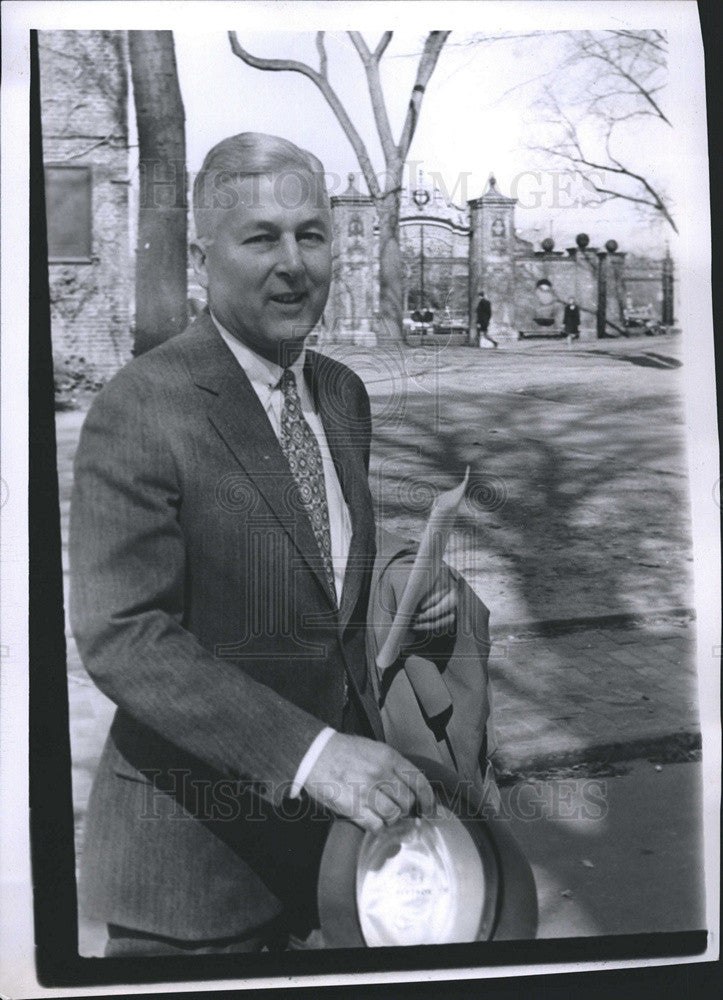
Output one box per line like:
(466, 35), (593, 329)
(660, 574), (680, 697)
(587, 350), (682, 369)
(369, 365), (691, 627)
(502, 760), (705, 937)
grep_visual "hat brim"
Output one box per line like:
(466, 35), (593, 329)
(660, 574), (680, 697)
(317, 755), (538, 948)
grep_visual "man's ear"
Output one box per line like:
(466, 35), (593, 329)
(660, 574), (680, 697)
(189, 240), (209, 289)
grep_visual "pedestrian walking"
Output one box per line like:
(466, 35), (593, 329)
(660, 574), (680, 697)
(564, 297), (581, 340)
(476, 291), (497, 348)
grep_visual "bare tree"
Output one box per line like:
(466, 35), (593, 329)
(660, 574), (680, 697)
(528, 30), (676, 232)
(129, 30), (188, 354)
(228, 30), (451, 341)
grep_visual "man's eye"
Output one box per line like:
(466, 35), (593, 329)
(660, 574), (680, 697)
(298, 232), (325, 244)
(244, 233), (276, 245)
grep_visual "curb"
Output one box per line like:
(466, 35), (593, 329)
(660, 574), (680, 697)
(489, 606), (695, 640)
(492, 730), (701, 784)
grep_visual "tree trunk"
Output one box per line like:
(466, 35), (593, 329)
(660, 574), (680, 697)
(376, 188), (404, 342)
(128, 30), (187, 355)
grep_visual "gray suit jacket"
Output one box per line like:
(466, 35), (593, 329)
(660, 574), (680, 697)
(70, 313), (383, 939)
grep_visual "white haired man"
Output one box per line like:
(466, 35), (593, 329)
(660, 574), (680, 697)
(70, 133), (457, 956)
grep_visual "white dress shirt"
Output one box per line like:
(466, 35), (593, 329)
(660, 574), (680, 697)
(211, 315), (346, 795)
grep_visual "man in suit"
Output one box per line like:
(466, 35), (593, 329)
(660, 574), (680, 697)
(70, 133), (457, 956)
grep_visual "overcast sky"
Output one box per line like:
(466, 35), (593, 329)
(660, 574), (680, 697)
(168, 28), (676, 254)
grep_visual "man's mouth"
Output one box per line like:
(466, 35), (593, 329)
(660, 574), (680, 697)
(269, 292), (307, 305)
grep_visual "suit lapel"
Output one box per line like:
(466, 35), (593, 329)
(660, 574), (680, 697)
(305, 351), (376, 630)
(177, 315), (337, 608)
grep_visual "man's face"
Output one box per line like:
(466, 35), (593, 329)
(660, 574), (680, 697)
(192, 172), (332, 361)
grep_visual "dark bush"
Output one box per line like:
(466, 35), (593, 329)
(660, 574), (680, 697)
(53, 354), (107, 410)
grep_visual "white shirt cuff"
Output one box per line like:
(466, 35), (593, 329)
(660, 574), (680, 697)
(289, 727), (336, 798)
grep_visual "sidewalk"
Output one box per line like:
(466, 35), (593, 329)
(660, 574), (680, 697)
(486, 615), (698, 776)
(66, 613), (699, 814)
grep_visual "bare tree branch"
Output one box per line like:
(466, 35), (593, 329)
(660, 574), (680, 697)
(55, 131), (125, 160)
(528, 30), (675, 231)
(397, 31), (451, 161)
(579, 33), (671, 125)
(607, 28), (668, 55)
(348, 29), (394, 66)
(374, 31), (393, 61)
(532, 139), (678, 233)
(228, 30), (381, 198)
(347, 31), (371, 62)
(348, 31), (397, 164)
(315, 32), (328, 78)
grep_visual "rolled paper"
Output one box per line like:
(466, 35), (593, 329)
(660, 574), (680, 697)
(376, 466), (470, 672)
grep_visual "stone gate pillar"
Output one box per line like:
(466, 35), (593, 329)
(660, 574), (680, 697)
(328, 174), (376, 344)
(468, 175), (518, 343)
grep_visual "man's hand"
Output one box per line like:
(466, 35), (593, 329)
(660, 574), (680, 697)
(302, 733), (437, 833)
(413, 564), (458, 635)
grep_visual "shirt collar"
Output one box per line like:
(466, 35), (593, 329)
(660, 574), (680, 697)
(210, 311), (307, 397)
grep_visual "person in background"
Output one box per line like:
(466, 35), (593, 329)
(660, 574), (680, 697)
(476, 290), (496, 348)
(564, 296), (581, 340)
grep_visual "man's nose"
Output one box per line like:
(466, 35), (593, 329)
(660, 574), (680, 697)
(275, 235), (304, 279)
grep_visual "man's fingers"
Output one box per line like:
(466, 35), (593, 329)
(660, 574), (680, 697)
(415, 602), (456, 631)
(369, 788), (406, 826)
(393, 762), (437, 817)
(371, 776), (416, 817)
(415, 611), (456, 634)
(357, 808), (385, 834)
(304, 736), (439, 830)
(415, 606), (455, 628)
(416, 582), (447, 611)
(415, 588), (456, 625)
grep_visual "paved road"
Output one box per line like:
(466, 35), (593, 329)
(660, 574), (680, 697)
(57, 334), (692, 628)
(324, 334), (692, 626)
(487, 615), (698, 773)
(504, 758), (706, 938)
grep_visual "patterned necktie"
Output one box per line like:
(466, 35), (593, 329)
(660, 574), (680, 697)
(278, 368), (337, 603)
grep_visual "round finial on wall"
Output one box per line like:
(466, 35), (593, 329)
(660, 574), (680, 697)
(541, 236), (555, 252)
(575, 232), (590, 249)
(605, 239), (619, 253)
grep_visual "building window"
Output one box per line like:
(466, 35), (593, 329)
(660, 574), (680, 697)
(45, 165), (92, 262)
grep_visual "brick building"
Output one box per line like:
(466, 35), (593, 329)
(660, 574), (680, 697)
(40, 30), (132, 380)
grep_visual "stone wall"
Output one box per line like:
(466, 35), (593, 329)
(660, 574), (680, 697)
(622, 253), (667, 319)
(512, 252), (600, 336)
(327, 174), (674, 344)
(40, 30), (132, 380)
